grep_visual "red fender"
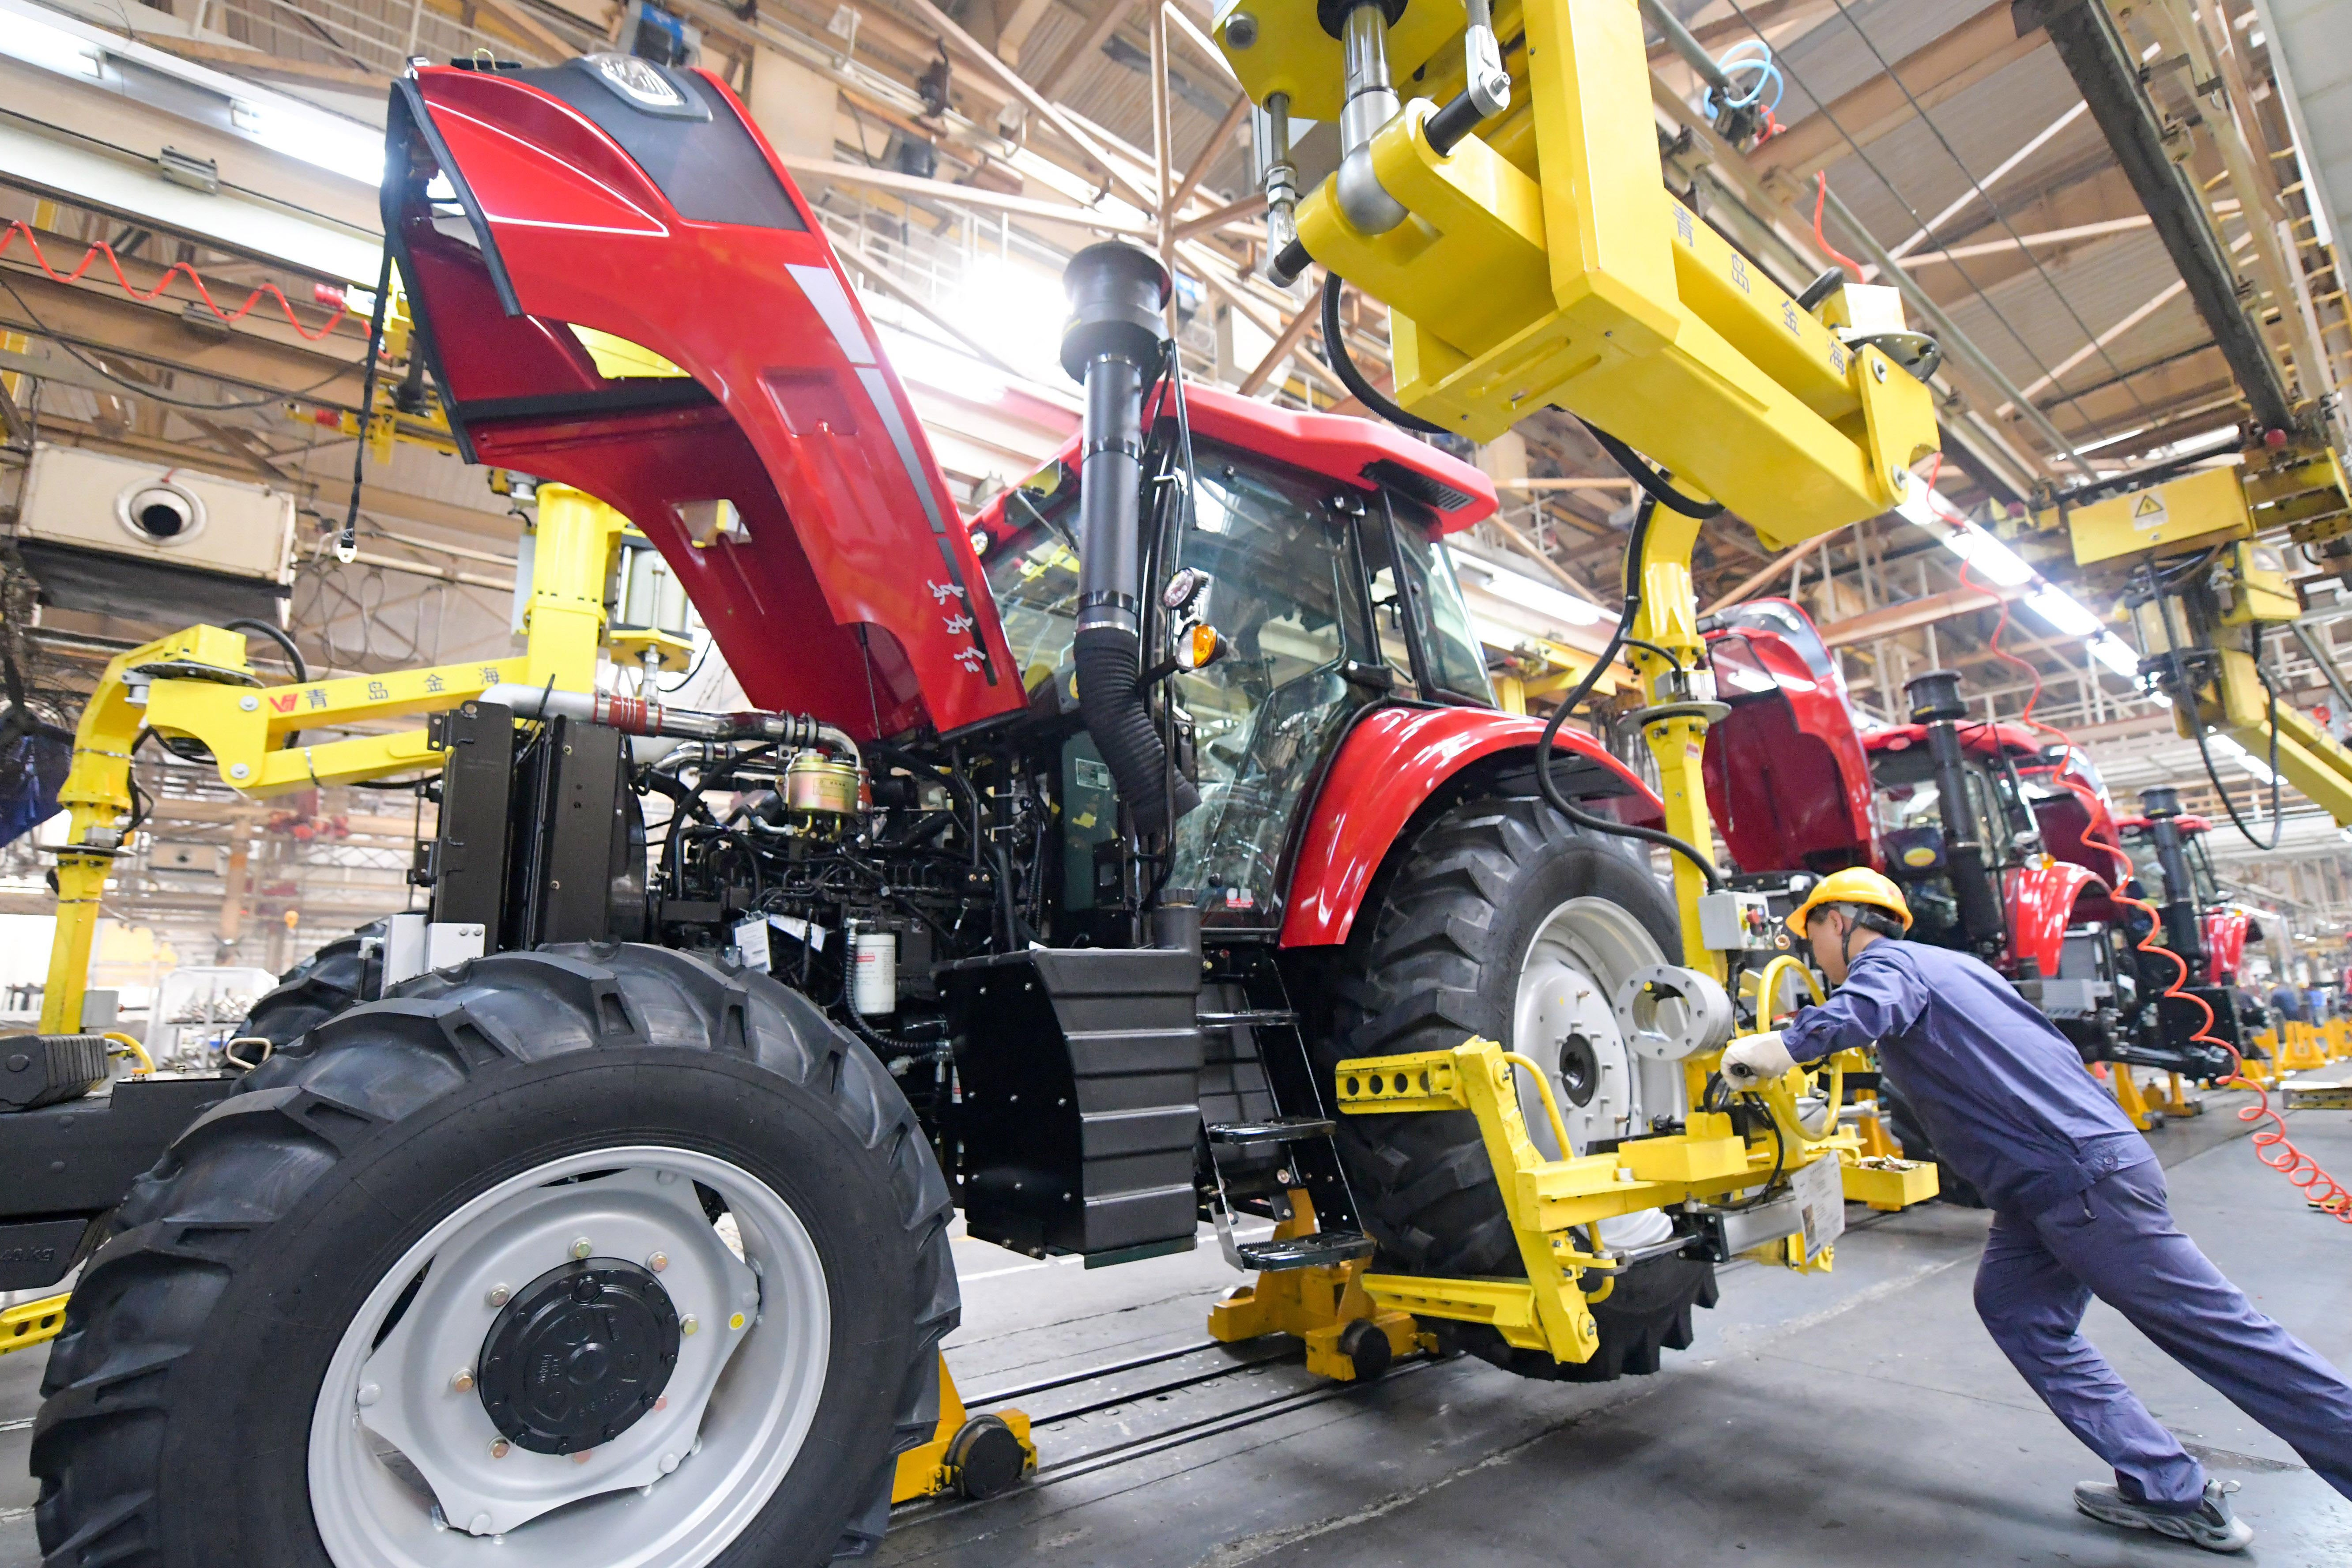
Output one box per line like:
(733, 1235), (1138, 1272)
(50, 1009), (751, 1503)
(2201, 908), (2250, 985)
(1279, 707), (1665, 947)
(2004, 860), (2104, 978)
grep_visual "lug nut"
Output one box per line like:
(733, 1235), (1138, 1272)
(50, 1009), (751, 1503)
(486, 1284), (511, 1308)
(469, 1512), (494, 1535)
(569, 1236), (594, 1260)
(647, 1251), (669, 1272)
(356, 1382), (381, 1407)
(570, 1449), (592, 1465)
(658, 1453), (679, 1474)
(451, 1369), (475, 1393)
(727, 1312), (746, 1331)
(488, 1439), (510, 1459)
(681, 1315), (699, 1336)
(655, 1395), (669, 1412)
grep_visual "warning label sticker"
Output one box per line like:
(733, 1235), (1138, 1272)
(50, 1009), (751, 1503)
(2132, 489), (2170, 533)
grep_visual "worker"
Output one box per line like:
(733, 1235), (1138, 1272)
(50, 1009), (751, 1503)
(2269, 977), (2303, 1025)
(1722, 868), (2352, 1553)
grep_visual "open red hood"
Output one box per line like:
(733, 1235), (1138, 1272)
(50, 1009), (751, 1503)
(382, 57), (1019, 738)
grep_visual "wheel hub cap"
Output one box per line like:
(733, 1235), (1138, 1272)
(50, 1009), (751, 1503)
(479, 1260), (680, 1453)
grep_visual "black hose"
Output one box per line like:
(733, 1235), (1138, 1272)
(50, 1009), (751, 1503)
(1580, 419), (1725, 519)
(2183, 648), (2283, 852)
(1530, 498), (1725, 891)
(223, 618), (308, 683)
(224, 618), (308, 749)
(340, 247), (394, 563)
(1321, 274), (1447, 435)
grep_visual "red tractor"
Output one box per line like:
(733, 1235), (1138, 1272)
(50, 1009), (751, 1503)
(2115, 787), (2267, 1050)
(14, 55), (1748, 1568)
(1696, 600), (2235, 1164)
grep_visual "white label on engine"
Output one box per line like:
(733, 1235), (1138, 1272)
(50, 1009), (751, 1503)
(1790, 1153), (1846, 1263)
(733, 918), (772, 973)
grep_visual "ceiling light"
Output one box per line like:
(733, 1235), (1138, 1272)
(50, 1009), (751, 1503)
(6, 16), (104, 78)
(2089, 635), (2140, 679)
(1467, 562), (1607, 626)
(2024, 586), (2103, 638)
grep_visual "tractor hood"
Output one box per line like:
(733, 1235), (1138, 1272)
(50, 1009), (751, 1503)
(381, 57), (1018, 738)
(1700, 598), (1875, 874)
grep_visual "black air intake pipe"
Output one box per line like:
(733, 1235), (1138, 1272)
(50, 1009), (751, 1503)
(1060, 243), (1197, 837)
(1906, 669), (2006, 957)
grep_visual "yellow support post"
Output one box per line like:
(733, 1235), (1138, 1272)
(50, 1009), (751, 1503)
(2111, 1066), (2159, 1131)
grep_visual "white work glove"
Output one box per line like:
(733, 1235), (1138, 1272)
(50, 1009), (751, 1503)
(1721, 1030), (1795, 1088)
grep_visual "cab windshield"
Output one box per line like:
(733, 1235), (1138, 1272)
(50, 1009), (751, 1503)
(975, 435), (1490, 926)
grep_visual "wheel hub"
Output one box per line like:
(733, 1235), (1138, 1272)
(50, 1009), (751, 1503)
(479, 1260), (680, 1454)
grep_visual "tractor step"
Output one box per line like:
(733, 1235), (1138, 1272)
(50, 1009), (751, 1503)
(1198, 1009), (1301, 1028)
(1206, 1116), (1337, 1147)
(1234, 1228), (1375, 1271)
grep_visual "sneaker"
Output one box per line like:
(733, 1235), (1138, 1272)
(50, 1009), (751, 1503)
(2074, 1479), (2252, 1553)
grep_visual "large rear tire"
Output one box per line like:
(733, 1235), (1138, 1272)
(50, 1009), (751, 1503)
(33, 943), (956, 1568)
(1328, 795), (1716, 1382)
(234, 919), (388, 1052)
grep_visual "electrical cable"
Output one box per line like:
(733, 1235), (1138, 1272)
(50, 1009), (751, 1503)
(0, 221), (353, 341)
(1530, 496), (1725, 890)
(1319, 274), (1446, 435)
(2179, 639), (2284, 852)
(339, 247), (396, 565)
(1812, 173), (1863, 279)
(1578, 419), (1725, 518)
(1717, 0), (2124, 447)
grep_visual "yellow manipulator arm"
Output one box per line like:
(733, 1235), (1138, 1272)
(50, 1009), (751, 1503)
(38, 626), (255, 1033)
(1220, 0), (1939, 549)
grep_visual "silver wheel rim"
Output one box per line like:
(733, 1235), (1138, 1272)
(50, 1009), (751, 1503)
(309, 1146), (829, 1568)
(1510, 896), (1675, 1249)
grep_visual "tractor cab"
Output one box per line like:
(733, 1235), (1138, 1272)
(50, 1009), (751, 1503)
(969, 385), (1500, 936)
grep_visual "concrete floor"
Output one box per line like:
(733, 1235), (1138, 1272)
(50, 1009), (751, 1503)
(5, 1090), (2348, 1567)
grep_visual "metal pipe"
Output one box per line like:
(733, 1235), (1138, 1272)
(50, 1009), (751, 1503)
(1334, 1), (1406, 235)
(479, 684), (863, 775)
(1252, 93), (1299, 278)
(1639, 0), (1734, 96)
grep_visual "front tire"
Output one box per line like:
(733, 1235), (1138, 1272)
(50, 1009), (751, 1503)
(33, 944), (955, 1568)
(1328, 795), (1716, 1382)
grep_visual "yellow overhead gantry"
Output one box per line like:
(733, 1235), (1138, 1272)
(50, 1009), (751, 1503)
(2013, 451), (2352, 831)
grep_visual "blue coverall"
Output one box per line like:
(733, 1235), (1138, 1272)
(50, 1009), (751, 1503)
(1780, 939), (2352, 1510)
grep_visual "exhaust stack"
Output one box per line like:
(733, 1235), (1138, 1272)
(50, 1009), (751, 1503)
(1059, 244), (1198, 837)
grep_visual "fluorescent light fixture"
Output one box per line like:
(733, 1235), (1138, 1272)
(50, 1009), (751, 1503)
(2088, 635), (2140, 679)
(1943, 524), (2036, 587)
(1468, 561), (1607, 626)
(2024, 586), (2103, 638)
(231, 98), (385, 186)
(6, 16), (104, 78)
(1468, 613), (1528, 652)
(2207, 731), (2276, 784)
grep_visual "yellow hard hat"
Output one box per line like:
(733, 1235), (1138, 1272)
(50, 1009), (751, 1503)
(1786, 867), (1913, 935)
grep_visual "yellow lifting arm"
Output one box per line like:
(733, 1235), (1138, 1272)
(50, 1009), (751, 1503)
(35, 484), (635, 1033)
(1217, 0), (1939, 544)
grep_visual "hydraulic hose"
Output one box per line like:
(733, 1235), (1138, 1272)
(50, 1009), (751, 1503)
(1321, 274), (1446, 436)
(2181, 639), (2283, 852)
(1530, 497), (1724, 891)
(225, 618), (308, 749)
(1061, 243), (1198, 837)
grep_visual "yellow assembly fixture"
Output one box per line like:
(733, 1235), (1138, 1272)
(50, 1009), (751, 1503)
(1217, 0), (1940, 544)
(33, 483), (643, 1036)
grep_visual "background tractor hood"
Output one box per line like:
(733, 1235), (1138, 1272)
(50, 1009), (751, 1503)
(382, 58), (1020, 739)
